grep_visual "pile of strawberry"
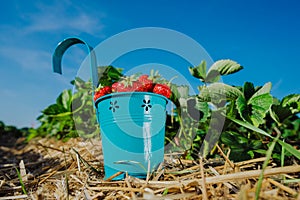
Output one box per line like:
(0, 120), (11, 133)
(93, 74), (172, 101)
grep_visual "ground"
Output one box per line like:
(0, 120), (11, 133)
(0, 133), (299, 199)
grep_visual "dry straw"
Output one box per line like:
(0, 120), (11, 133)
(0, 137), (299, 199)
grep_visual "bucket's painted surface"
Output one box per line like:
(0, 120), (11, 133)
(95, 92), (168, 180)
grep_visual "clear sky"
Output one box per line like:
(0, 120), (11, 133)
(0, 0), (299, 128)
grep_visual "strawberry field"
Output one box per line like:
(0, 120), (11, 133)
(0, 59), (300, 199)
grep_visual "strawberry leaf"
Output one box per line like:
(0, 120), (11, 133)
(204, 69), (220, 83)
(56, 89), (72, 111)
(97, 66), (123, 86)
(281, 94), (300, 114)
(207, 59), (243, 76)
(270, 104), (292, 124)
(188, 60), (207, 81)
(194, 100), (209, 122)
(243, 82), (255, 101)
(248, 93), (273, 126)
(42, 104), (66, 115)
(252, 82), (272, 98)
(198, 82), (243, 103)
(236, 82), (273, 127)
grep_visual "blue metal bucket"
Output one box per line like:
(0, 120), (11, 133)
(95, 92), (167, 180)
(52, 37), (168, 180)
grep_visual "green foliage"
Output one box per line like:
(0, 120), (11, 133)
(198, 82), (243, 103)
(30, 59), (300, 166)
(28, 66), (123, 141)
(188, 60), (207, 81)
(29, 88), (79, 140)
(189, 59), (243, 83)
(172, 59), (300, 164)
(236, 82), (273, 127)
(0, 120), (29, 138)
(97, 65), (123, 87)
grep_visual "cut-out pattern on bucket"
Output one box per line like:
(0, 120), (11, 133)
(109, 100), (119, 112)
(142, 99), (152, 112)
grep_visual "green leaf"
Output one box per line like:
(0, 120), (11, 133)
(250, 140), (263, 149)
(247, 150), (255, 159)
(281, 94), (300, 107)
(236, 95), (252, 122)
(281, 94), (300, 114)
(188, 60), (207, 81)
(207, 59), (243, 76)
(270, 94), (300, 124)
(42, 104), (66, 115)
(198, 83), (243, 103)
(278, 140), (300, 160)
(227, 116), (273, 138)
(236, 82), (273, 127)
(220, 131), (248, 146)
(237, 135), (249, 144)
(73, 77), (91, 90)
(97, 66), (123, 86)
(176, 85), (189, 99)
(193, 100), (209, 122)
(228, 116), (300, 160)
(269, 105), (281, 125)
(252, 82), (272, 98)
(243, 82), (255, 101)
(270, 104), (293, 124)
(229, 148), (252, 161)
(220, 131), (237, 146)
(253, 149), (267, 155)
(204, 70), (220, 83)
(249, 93), (273, 126)
(170, 85), (189, 107)
(56, 89), (72, 111)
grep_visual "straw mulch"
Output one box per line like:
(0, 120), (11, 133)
(0, 136), (299, 200)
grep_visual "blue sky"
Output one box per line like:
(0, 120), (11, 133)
(0, 0), (299, 128)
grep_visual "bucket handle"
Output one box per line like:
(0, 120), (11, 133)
(52, 37), (98, 88)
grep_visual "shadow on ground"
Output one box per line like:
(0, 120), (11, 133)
(0, 133), (60, 196)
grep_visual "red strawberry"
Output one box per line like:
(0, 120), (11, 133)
(153, 84), (171, 98)
(132, 81), (147, 92)
(112, 74), (139, 92)
(123, 85), (134, 92)
(94, 86), (112, 101)
(138, 75), (154, 92)
(138, 74), (149, 81)
(112, 82), (125, 92)
(112, 81), (135, 92)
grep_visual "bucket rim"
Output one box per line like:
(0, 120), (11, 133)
(94, 92), (169, 108)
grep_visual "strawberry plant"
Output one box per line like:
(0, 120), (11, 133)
(165, 60), (244, 158)
(186, 59), (300, 163)
(32, 59), (300, 165)
(27, 81), (91, 140)
(0, 121), (29, 140)
(28, 66), (123, 141)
